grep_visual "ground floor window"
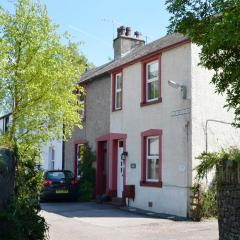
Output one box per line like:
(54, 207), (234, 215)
(76, 143), (85, 177)
(49, 147), (55, 170)
(147, 136), (159, 181)
(140, 129), (162, 187)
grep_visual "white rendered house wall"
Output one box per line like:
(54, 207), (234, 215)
(191, 44), (240, 178)
(110, 43), (192, 217)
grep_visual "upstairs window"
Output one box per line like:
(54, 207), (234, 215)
(112, 71), (122, 111)
(77, 86), (86, 119)
(146, 61), (159, 102)
(78, 93), (85, 119)
(141, 55), (162, 106)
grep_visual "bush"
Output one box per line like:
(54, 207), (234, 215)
(0, 146), (49, 240)
(0, 199), (48, 240)
(191, 147), (240, 221)
(77, 143), (95, 201)
(191, 180), (217, 221)
(202, 181), (217, 218)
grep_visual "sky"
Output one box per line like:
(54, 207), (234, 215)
(1, 0), (171, 66)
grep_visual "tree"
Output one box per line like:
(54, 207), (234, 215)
(166, 0), (240, 126)
(0, 0), (86, 238)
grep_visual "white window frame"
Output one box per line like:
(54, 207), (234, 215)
(115, 73), (122, 110)
(146, 136), (159, 182)
(49, 147), (55, 170)
(146, 60), (159, 102)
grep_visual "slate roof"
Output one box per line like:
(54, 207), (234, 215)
(79, 33), (188, 83)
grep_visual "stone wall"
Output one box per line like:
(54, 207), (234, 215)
(0, 148), (14, 211)
(64, 74), (111, 173)
(217, 161), (240, 240)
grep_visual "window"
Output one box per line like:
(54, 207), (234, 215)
(76, 143), (84, 177)
(140, 129), (162, 187)
(141, 56), (162, 106)
(78, 94), (85, 119)
(146, 61), (159, 102)
(112, 71), (122, 111)
(77, 88), (85, 119)
(4, 116), (9, 132)
(49, 147), (55, 170)
(146, 136), (159, 181)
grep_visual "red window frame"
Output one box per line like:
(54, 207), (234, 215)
(112, 70), (123, 112)
(140, 129), (163, 187)
(140, 54), (162, 107)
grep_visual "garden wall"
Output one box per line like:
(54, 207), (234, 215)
(218, 160), (240, 240)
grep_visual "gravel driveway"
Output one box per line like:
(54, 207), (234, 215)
(41, 202), (218, 240)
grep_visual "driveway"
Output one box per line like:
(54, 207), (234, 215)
(41, 202), (218, 240)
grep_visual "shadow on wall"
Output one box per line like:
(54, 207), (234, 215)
(0, 148), (14, 211)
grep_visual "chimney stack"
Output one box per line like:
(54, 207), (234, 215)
(113, 26), (145, 59)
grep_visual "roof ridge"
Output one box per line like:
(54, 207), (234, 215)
(79, 33), (189, 83)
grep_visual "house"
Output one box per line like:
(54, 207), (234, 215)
(66, 26), (240, 217)
(63, 65), (111, 177)
(0, 113), (63, 171)
(0, 113), (11, 134)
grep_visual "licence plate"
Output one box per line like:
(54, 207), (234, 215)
(56, 189), (69, 194)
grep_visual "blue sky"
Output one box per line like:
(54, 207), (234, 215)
(1, 0), (171, 66)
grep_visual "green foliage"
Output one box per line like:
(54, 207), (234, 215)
(191, 148), (240, 220)
(0, 0), (86, 145)
(0, 199), (48, 240)
(0, 0), (87, 238)
(202, 181), (217, 218)
(191, 181), (217, 221)
(77, 144), (96, 201)
(195, 147), (240, 181)
(166, 0), (240, 127)
(0, 147), (48, 240)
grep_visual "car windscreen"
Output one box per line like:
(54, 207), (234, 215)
(46, 171), (74, 180)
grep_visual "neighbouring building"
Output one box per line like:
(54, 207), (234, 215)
(0, 113), (63, 171)
(64, 72), (111, 177)
(0, 113), (11, 134)
(65, 26), (240, 217)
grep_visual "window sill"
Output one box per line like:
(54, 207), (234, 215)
(140, 181), (162, 188)
(112, 108), (122, 112)
(140, 98), (162, 107)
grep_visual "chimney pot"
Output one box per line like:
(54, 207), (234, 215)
(126, 27), (131, 37)
(117, 27), (121, 37)
(134, 31), (141, 39)
(120, 26), (126, 36)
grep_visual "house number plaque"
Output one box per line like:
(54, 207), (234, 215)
(130, 163), (136, 169)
